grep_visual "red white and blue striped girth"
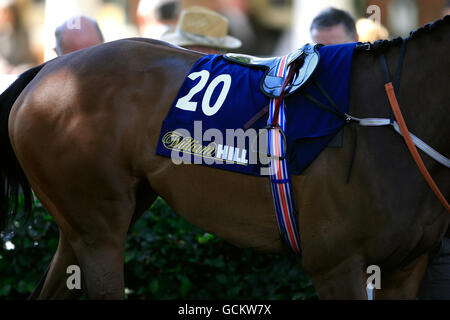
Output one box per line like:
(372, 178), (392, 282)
(267, 55), (302, 255)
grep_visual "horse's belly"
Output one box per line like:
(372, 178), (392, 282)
(147, 162), (288, 254)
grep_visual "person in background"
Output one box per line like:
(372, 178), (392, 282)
(160, 6), (241, 55)
(356, 18), (389, 43)
(310, 7), (358, 45)
(54, 15), (104, 56)
(0, 0), (34, 73)
(137, 0), (180, 39)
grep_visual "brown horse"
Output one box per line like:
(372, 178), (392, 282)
(1, 17), (449, 300)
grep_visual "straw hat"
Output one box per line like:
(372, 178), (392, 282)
(161, 6), (242, 49)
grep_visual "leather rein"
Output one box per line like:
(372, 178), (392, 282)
(379, 39), (449, 212)
(352, 39), (450, 213)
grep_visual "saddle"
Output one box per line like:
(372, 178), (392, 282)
(224, 43), (321, 98)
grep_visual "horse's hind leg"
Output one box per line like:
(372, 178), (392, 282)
(67, 183), (157, 300)
(374, 253), (428, 300)
(30, 230), (82, 300)
(48, 193), (134, 299)
(22, 167), (144, 299)
(30, 182), (156, 300)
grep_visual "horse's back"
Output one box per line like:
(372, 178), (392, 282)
(9, 38), (201, 175)
(13, 38), (201, 115)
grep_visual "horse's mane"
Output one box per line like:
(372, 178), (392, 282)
(357, 14), (450, 52)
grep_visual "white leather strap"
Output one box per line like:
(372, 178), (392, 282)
(350, 116), (450, 168)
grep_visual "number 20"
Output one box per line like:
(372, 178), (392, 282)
(175, 70), (231, 116)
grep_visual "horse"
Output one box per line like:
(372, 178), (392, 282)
(1, 17), (449, 300)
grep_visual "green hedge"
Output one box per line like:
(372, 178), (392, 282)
(0, 196), (317, 300)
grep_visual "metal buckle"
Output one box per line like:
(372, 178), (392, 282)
(263, 124), (288, 161)
(344, 113), (358, 124)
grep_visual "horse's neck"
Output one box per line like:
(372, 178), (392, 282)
(354, 29), (449, 158)
(394, 30), (450, 157)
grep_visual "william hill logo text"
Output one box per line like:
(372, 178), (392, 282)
(162, 131), (248, 165)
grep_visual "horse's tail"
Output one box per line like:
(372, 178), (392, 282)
(0, 64), (46, 231)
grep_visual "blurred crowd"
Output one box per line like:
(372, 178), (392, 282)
(0, 0), (35, 74)
(1, 0), (450, 76)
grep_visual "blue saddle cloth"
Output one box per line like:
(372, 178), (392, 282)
(156, 43), (357, 176)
